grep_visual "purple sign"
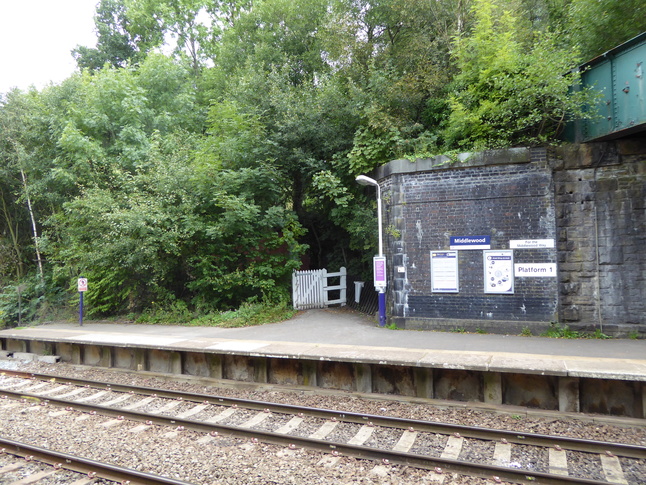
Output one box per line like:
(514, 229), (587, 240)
(373, 256), (387, 288)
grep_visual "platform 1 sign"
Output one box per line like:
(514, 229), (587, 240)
(514, 263), (557, 277)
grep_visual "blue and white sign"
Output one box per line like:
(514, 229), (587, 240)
(484, 250), (514, 294)
(450, 235), (491, 250)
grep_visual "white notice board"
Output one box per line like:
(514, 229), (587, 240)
(431, 251), (459, 293)
(484, 250), (514, 294)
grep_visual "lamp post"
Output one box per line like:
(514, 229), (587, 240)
(356, 175), (387, 327)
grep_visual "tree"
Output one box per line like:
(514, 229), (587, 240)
(49, 137), (306, 314)
(567, 0), (646, 60)
(73, 0), (162, 70)
(333, 0), (474, 172)
(442, 0), (598, 150)
(124, 0), (253, 74)
(0, 91), (47, 282)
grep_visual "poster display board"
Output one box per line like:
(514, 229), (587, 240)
(484, 250), (514, 294)
(431, 251), (459, 293)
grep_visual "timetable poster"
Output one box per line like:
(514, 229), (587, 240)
(484, 250), (514, 294)
(431, 251), (459, 293)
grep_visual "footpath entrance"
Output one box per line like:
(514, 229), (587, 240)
(292, 267), (346, 310)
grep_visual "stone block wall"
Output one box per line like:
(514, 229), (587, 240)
(375, 138), (646, 336)
(554, 140), (646, 335)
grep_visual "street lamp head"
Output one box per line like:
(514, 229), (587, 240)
(355, 175), (379, 187)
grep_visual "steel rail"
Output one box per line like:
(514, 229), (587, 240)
(0, 386), (642, 485)
(0, 436), (195, 485)
(2, 370), (644, 459)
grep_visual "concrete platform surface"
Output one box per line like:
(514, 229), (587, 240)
(1, 308), (645, 382)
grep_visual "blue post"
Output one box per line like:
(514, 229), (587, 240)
(79, 291), (84, 326)
(378, 290), (386, 327)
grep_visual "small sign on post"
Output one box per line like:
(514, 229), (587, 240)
(373, 256), (387, 290)
(78, 278), (88, 292)
(77, 277), (87, 326)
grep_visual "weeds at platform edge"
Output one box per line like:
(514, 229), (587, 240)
(541, 322), (611, 339)
(134, 299), (297, 328)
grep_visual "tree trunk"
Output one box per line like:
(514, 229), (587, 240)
(19, 168), (44, 282)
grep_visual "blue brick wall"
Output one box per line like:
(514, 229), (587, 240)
(381, 152), (558, 328)
(376, 142), (646, 335)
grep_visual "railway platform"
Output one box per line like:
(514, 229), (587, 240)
(1, 308), (645, 419)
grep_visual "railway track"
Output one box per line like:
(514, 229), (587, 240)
(0, 370), (644, 484)
(0, 436), (193, 484)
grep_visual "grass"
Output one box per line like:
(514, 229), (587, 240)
(520, 326), (532, 337)
(132, 298), (297, 328)
(189, 301), (297, 328)
(540, 322), (611, 339)
(3, 299), (297, 330)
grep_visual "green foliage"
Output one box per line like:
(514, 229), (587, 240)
(541, 323), (582, 339)
(444, 0), (599, 150)
(0, 273), (66, 328)
(134, 294), (296, 327)
(73, 0), (162, 70)
(567, 0), (646, 60)
(541, 322), (611, 339)
(191, 298), (297, 328)
(2, 0), (638, 324)
(48, 139), (306, 315)
(199, 100), (267, 169)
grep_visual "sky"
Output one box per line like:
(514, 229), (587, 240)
(0, 0), (98, 94)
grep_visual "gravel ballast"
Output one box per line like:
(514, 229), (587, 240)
(1, 360), (644, 484)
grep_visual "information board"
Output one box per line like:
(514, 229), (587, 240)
(484, 250), (514, 294)
(431, 251), (459, 292)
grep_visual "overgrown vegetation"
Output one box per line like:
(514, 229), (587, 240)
(136, 298), (297, 328)
(2, 0), (644, 326)
(541, 322), (611, 339)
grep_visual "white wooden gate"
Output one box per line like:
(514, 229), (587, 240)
(292, 267), (347, 310)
